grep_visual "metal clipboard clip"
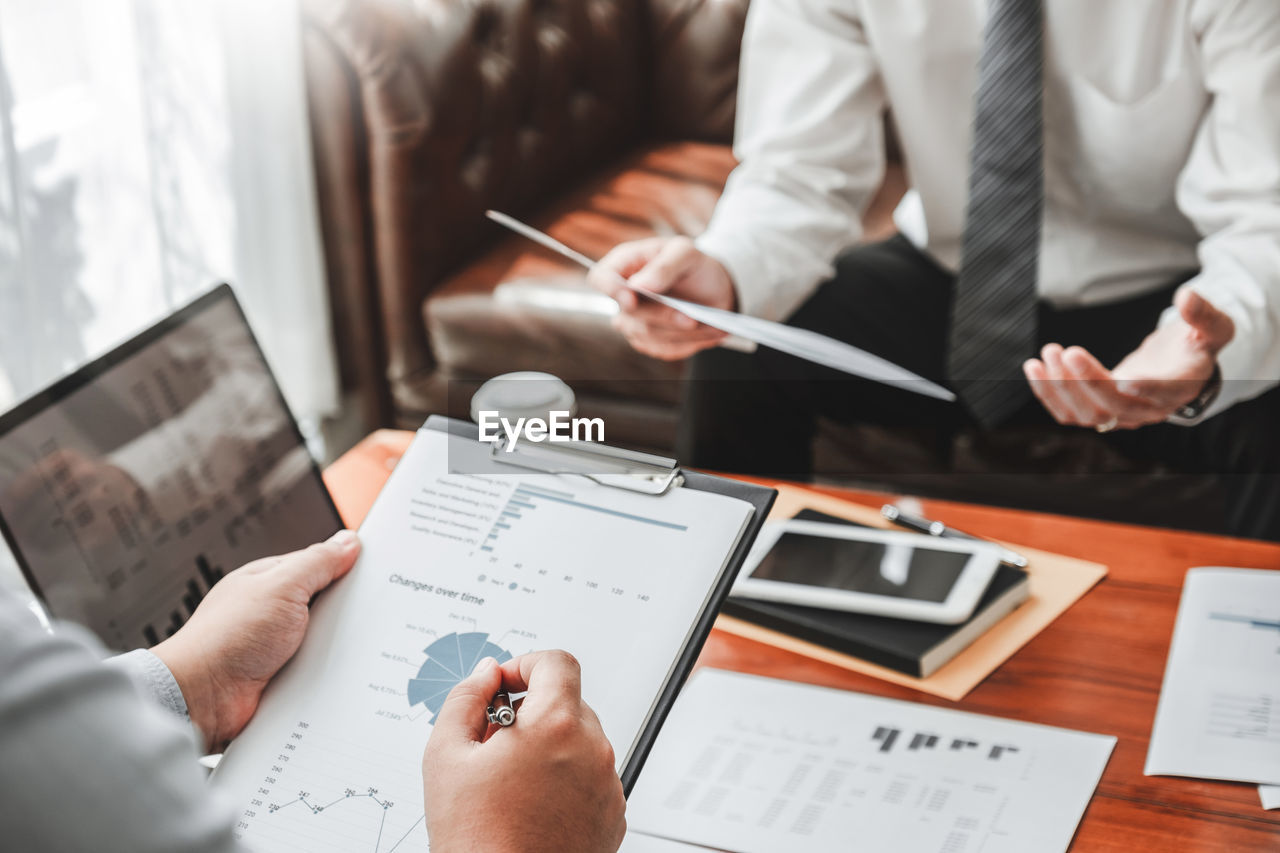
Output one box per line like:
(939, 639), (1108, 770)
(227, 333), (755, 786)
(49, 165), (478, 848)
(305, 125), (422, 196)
(488, 436), (682, 496)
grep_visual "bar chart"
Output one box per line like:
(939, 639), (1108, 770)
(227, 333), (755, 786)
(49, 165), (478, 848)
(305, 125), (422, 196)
(141, 554), (225, 645)
(872, 725), (1020, 760)
(1209, 611), (1280, 634)
(481, 481), (687, 556)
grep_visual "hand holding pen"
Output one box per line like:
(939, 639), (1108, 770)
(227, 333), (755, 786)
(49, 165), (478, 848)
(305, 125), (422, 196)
(487, 691), (517, 727)
(423, 651), (626, 852)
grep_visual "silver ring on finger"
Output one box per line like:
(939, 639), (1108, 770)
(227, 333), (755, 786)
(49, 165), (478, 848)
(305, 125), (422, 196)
(1095, 415), (1120, 434)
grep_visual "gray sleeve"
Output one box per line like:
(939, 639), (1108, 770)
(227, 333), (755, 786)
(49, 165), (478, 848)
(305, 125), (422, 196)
(0, 594), (248, 853)
(108, 648), (192, 721)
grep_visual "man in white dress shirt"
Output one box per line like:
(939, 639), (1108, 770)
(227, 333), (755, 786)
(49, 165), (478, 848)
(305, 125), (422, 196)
(589, 0), (1280, 539)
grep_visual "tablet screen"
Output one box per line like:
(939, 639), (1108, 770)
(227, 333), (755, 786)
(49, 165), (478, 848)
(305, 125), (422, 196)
(0, 286), (342, 649)
(749, 532), (969, 603)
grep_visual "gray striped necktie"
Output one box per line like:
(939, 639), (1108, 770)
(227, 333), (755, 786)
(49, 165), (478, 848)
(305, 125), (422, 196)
(947, 0), (1045, 427)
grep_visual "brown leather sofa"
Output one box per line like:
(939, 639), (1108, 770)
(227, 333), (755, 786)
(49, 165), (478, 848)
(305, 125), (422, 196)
(301, 0), (1226, 532)
(302, 0), (765, 442)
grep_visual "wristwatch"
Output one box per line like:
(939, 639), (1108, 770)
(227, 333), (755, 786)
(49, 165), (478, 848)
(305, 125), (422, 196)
(1173, 364), (1223, 421)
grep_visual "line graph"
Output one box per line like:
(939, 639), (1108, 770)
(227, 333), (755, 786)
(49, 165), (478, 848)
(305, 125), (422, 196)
(266, 788), (423, 853)
(233, 721), (429, 853)
(269, 789), (392, 816)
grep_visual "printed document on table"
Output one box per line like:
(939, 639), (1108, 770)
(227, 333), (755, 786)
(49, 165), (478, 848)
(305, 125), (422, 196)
(627, 669), (1116, 853)
(1145, 568), (1280, 787)
(1262, 785), (1280, 810)
(211, 427), (753, 853)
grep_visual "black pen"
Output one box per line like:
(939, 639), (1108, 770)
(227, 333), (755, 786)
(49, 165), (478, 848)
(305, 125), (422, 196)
(881, 505), (1029, 569)
(486, 691), (516, 727)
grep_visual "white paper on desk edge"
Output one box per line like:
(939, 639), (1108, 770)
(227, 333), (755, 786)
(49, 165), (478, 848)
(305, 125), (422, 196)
(1262, 785), (1280, 810)
(484, 210), (955, 402)
(1144, 567), (1280, 787)
(628, 669), (1116, 853)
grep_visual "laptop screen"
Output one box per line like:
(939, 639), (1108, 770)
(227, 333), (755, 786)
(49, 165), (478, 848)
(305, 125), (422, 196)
(0, 284), (343, 649)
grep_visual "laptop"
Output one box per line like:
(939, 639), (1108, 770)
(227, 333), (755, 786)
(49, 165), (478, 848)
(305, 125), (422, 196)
(0, 284), (344, 649)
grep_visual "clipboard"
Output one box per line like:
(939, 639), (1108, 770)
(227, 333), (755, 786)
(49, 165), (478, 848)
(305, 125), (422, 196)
(426, 415), (776, 793)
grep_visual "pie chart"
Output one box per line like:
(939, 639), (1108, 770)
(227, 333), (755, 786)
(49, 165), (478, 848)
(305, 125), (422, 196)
(407, 632), (513, 719)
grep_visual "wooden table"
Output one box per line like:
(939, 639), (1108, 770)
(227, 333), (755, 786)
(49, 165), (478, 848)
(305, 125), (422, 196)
(325, 429), (1280, 852)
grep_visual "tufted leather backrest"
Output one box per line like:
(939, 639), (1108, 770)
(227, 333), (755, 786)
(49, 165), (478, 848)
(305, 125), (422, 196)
(646, 0), (749, 141)
(303, 0), (749, 415)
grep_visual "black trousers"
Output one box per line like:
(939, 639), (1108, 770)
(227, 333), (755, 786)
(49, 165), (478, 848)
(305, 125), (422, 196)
(679, 236), (1280, 541)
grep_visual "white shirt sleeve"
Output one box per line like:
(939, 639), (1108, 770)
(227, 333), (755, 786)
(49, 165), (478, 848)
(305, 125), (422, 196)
(695, 0), (889, 322)
(108, 649), (192, 722)
(0, 593), (247, 852)
(1170, 0), (1280, 419)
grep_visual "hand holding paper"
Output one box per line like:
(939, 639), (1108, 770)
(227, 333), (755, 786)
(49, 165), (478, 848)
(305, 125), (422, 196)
(486, 211), (956, 402)
(593, 236), (738, 359)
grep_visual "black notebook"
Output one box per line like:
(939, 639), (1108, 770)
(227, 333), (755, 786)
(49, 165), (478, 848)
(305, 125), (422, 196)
(722, 509), (1030, 678)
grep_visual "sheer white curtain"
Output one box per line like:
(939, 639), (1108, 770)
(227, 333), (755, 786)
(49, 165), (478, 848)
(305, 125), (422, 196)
(0, 0), (339, 422)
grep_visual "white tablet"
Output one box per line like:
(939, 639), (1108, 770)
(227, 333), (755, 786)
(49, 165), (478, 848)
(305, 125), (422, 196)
(732, 520), (1003, 624)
